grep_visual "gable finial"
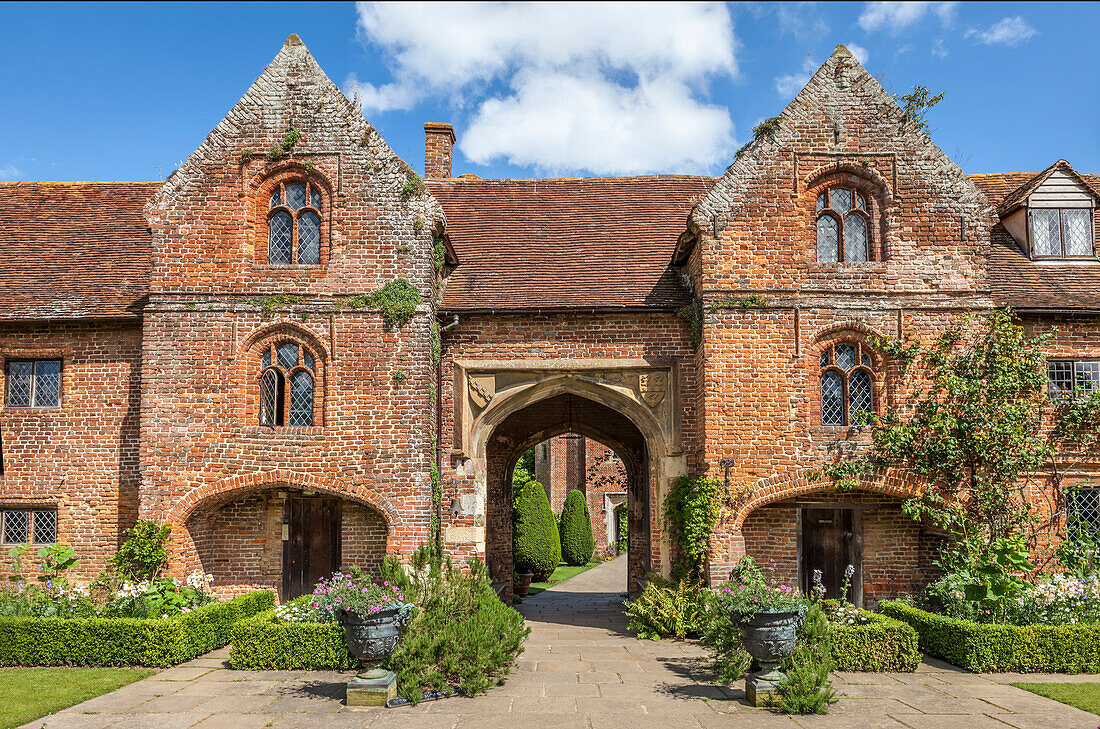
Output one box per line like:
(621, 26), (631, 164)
(284, 33), (304, 48)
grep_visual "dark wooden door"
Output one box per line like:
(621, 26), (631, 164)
(800, 508), (859, 602)
(283, 497), (342, 599)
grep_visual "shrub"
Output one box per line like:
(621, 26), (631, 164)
(822, 601), (920, 672)
(698, 590), (752, 683)
(559, 490), (595, 567)
(880, 600), (1100, 672)
(231, 605), (354, 670)
(0, 590), (273, 667)
(664, 475), (721, 579)
(112, 521), (171, 580)
(624, 577), (706, 640)
(513, 479), (560, 580)
(772, 601), (836, 714)
(385, 555), (528, 699)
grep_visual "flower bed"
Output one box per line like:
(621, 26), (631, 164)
(880, 600), (1100, 673)
(0, 590), (274, 667)
(822, 601), (920, 672)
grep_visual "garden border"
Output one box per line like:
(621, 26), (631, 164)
(880, 600), (1100, 673)
(0, 590), (274, 668)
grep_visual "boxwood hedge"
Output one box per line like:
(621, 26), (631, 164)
(880, 600), (1100, 673)
(230, 609), (355, 670)
(0, 590), (274, 668)
(825, 604), (921, 672)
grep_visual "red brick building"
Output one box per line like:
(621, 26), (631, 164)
(1, 40), (1096, 605)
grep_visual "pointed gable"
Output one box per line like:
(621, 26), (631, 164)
(686, 44), (996, 300)
(145, 34), (444, 296)
(994, 159), (1099, 215)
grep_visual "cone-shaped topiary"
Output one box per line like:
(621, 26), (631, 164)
(513, 479), (560, 581)
(559, 489), (596, 567)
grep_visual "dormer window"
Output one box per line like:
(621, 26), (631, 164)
(268, 181), (322, 265)
(1030, 208), (1094, 258)
(816, 187), (871, 263)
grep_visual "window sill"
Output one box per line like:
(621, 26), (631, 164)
(2, 406), (63, 414)
(252, 264), (325, 272)
(246, 425), (325, 436)
(809, 262), (887, 272)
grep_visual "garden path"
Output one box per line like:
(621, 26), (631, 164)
(24, 556), (1099, 729)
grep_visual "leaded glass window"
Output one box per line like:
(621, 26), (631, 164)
(258, 341), (317, 427)
(266, 180), (324, 265)
(5, 360), (61, 408)
(0, 509), (58, 545)
(1031, 208), (1095, 258)
(816, 186), (873, 263)
(819, 341), (875, 426)
(1048, 359), (1100, 400)
(1068, 488), (1100, 543)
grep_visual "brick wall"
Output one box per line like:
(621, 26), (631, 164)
(0, 321), (142, 582)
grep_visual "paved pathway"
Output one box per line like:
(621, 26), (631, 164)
(24, 556), (1100, 728)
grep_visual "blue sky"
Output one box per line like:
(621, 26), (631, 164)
(1, 2), (1096, 182)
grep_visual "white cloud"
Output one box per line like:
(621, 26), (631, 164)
(775, 56), (815, 98)
(350, 2), (739, 174)
(857, 2), (957, 33)
(931, 38), (949, 57)
(0, 164), (21, 181)
(967, 16), (1037, 46)
(775, 3), (830, 40)
(463, 71), (734, 175)
(846, 43), (870, 65)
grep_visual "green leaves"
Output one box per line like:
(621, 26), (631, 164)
(111, 522), (171, 581)
(664, 475), (722, 580)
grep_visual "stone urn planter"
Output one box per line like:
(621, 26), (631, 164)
(338, 602), (413, 706)
(514, 572), (534, 597)
(733, 608), (804, 706)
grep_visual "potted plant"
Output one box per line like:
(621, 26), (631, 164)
(312, 571), (412, 706)
(514, 569), (534, 597)
(715, 557), (805, 706)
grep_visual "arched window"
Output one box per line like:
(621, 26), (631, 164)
(259, 342), (316, 426)
(819, 341), (875, 426)
(267, 181), (323, 265)
(816, 186), (870, 263)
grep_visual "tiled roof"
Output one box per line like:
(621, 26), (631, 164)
(0, 182), (157, 321)
(970, 171), (1100, 312)
(427, 175), (713, 311)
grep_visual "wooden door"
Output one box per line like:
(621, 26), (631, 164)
(800, 508), (860, 603)
(283, 497), (342, 599)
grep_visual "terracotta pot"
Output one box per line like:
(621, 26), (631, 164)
(514, 572), (534, 597)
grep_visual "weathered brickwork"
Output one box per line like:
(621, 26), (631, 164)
(0, 322), (142, 582)
(2, 40), (1096, 604)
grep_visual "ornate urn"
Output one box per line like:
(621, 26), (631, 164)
(733, 608), (804, 705)
(338, 603), (413, 706)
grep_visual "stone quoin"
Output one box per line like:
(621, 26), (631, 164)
(1, 38), (1098, 605)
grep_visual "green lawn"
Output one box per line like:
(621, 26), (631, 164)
(0, 667), (155, 729)
(1012, 682), (1100, 715)
(526, 561), (603, 597)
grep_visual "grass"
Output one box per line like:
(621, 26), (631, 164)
(0, 667), (155, 729)
(1012, 682), (1100, 715)
(526, 561), (603, 597)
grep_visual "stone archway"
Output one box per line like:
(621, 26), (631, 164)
(454, 363), (684, 597)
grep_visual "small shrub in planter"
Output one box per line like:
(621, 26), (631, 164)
(512, 479), (560, 581)
(559, 490), (595, 567)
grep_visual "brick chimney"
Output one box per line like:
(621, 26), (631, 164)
(424, 122), (455, 178)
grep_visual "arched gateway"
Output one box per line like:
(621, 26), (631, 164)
(447, 364), (686, 596)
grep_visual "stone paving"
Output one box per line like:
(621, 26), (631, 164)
(24, 556), (1100, 729)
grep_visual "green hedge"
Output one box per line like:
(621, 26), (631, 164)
(0, 591), (274, 668)
(230, 609), (354, 670)
(880, 600), (1100, 673)
(824, 604), (920, 672)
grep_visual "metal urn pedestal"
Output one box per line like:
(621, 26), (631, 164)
(338, 603), (412, 707)
(734, 608), (803, 707)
